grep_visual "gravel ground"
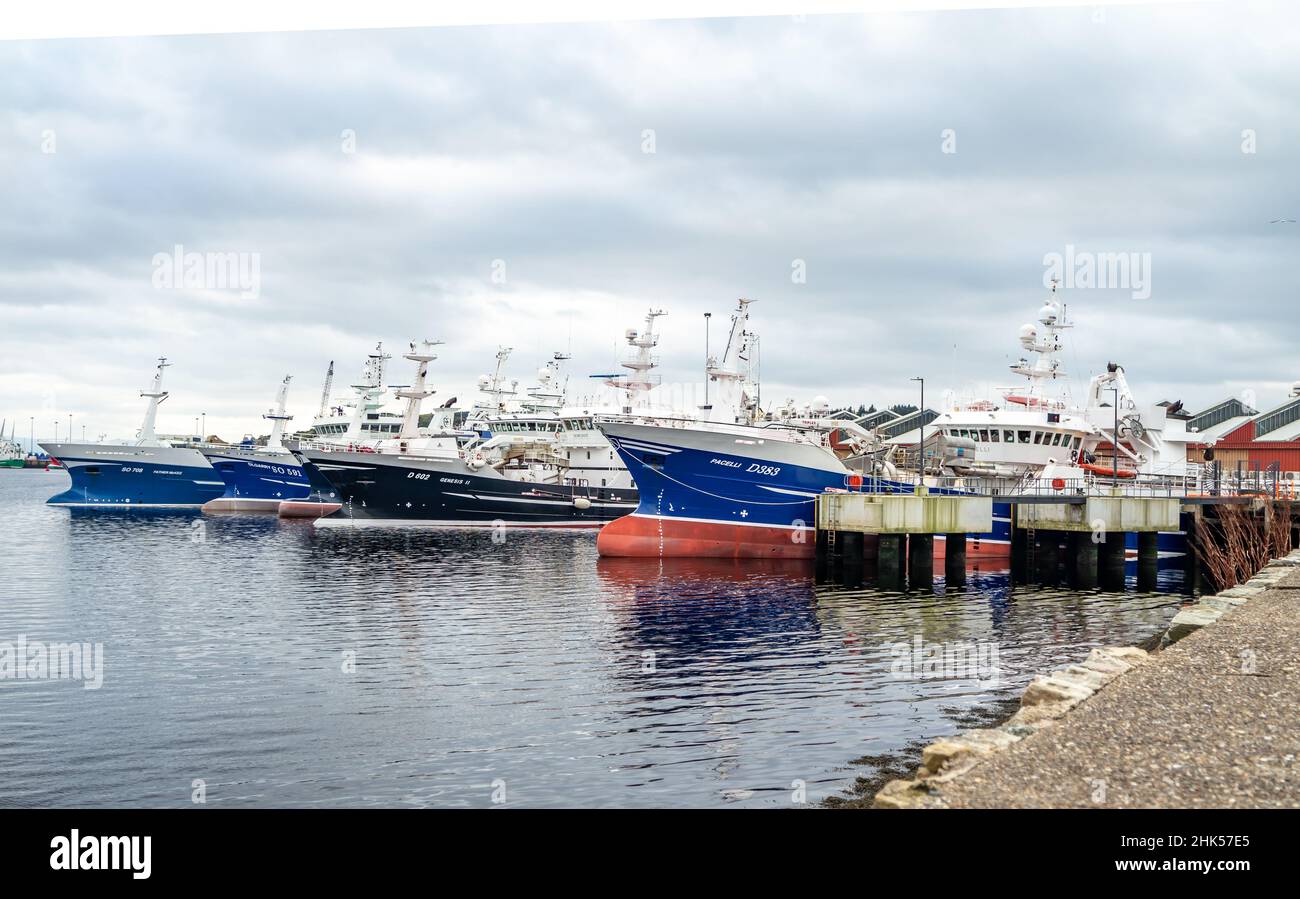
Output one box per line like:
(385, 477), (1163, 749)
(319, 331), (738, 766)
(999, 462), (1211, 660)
(934, 570), (1300, 808)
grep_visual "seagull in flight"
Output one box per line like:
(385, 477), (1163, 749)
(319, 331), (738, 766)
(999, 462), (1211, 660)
(1270, 218), (1296, 224)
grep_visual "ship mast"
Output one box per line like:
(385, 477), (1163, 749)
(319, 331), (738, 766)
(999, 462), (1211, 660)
(345, 342), (391, 439)
(1007, 280), (1071, 404)
(607, 308), (665, 414)
(396, 340), (442, 440)
(523, 353), (570, 412)
(263, 375), (294, 449)
(481, 347), (517, 413)
(135, 357), (171, 446)
(706, 299), (760, 423)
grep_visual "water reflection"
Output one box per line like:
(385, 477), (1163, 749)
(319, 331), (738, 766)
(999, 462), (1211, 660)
(2, 472), (1187, 808)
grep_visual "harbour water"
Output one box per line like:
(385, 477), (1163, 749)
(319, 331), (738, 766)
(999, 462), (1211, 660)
(0, 470), (1189, 808)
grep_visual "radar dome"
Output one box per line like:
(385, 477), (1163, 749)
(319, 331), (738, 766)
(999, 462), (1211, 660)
(1038, 303), (1058, 324)
(811, 395), (830, 412)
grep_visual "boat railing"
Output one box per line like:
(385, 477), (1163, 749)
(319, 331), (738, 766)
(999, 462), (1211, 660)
(293, 438), (389, 454)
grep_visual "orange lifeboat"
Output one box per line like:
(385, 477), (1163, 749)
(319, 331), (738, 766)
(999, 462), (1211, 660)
(1004, 395), (1063, 409)
(1079, 462), (1136, 478)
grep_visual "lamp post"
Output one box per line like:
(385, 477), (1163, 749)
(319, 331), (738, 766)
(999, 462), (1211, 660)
(29, 416), (33, 456)
(201, 412), (206, 440)
(911, 376), (925, 486)
(1107, 386), (1120, 481)
(703, 312), (712, 412)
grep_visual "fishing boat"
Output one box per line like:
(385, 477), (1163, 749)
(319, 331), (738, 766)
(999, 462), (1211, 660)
(0, 420), (24, 468)
(913, 285), (1196, 556)
(278, 348), (412, 518)
(302, 339), (639, 526)
(200, 376), (313, 512)
(595, 298), (879, 558)
(597, 289), (1198, 559)
(40, 359), (227, 508)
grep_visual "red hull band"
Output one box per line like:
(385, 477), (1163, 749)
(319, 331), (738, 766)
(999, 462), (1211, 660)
(932, 535), (1012, 561)
(861, 535), (1010, 561)
(597, 514), (815, 559)
(597, 515), (1014, 561)
(277, 500), (344, 519)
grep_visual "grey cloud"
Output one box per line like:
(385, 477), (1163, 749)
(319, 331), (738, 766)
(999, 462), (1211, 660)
(1, 6), (1298, 440)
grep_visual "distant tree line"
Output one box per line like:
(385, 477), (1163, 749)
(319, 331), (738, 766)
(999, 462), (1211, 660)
(829, 403), (920, 418)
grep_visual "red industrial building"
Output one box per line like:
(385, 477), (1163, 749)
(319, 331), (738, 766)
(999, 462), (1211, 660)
(1186, 390), (1300, 475)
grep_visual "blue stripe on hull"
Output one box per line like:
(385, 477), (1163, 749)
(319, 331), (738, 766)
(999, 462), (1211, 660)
(606, 432), (1186, 556)
(608, 434), (1014, 546)
(608, 439), (842, 531)
(46, 455), (225, 507)
(204, 452), (311, 503)
(1124, 530), (1189, 555)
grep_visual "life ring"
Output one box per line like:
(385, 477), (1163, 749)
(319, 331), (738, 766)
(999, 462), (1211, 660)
(844, 473), (864, 489)
(1051, 477), (1066, 491)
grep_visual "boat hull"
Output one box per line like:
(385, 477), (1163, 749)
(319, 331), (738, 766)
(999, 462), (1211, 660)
(38, 443), (226, 508)
(597, 421), (848, 557)
(298, 449), (637, 526)
(597, 422), (1022, 559)
(277, 499), (344, 518)
(598, 512), (816, 558)
(200, 449), (311, 513)
(276, 456), (346, 518)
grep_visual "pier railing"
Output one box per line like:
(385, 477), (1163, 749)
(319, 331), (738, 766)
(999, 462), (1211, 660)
(853, 465), (1237, 501)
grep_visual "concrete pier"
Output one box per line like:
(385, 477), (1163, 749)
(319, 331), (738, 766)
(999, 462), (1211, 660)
(1098, 534), (1127, 591)
(1136, 531), (1159, 592)
(1017, 494), (1180, 535)
(943, 533), (967, 587)
(908, 534), (934, 587)
(1137, 531), (1158, 564)
(1069, 532), (1098, 589)
(1034, 531), (1061, 585)
(840, 531), (864, 565)
(815, 491), (992, 588)
(1010, 517), (1028, 581)
(877, 534), (906, 590)
(839, 531), (865, 587)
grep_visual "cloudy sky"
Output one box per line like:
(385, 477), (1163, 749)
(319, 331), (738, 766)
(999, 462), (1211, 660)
(2, 3), (1298, 446)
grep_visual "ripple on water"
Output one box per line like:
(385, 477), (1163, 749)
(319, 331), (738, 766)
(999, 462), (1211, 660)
(0, 470), (1186, 807)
